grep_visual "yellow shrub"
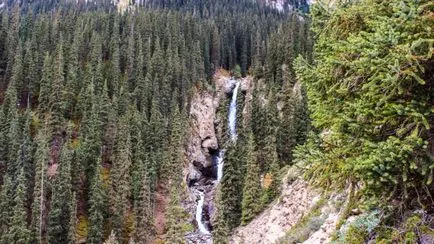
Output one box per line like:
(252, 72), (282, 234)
(76, 215), (89, 242)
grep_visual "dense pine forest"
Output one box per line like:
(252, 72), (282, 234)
(0, 0), (312, 243)
(0, 0), (433, 243)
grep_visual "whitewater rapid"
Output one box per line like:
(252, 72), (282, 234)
(196, 191), (211, 235)
(229, 81), (241, 141)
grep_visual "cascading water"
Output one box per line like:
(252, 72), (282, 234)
(229, 81), (241, 141)
(196, 191), (211, 235)
(194, 79), (241, 237)
(215, 80), (240, 183)
(216, 150), (225, 182)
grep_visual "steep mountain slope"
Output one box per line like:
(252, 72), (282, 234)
(231, 179), (320, 244)
(0, 0), (310, 13)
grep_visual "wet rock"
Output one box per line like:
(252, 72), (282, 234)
(192, 161), (216, 180)
(202, 136), (218, 153)
(184, 75), (255, 243)
(223, 79), (237, 94)
(187, 168), (202, 187)
(185, 232), (213, 244)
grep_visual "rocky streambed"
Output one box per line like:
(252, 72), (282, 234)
(183, 74), (252, 243)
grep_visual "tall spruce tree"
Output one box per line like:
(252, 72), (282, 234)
(38, 53), (53, 115)
(263, 133), (280, 203)
(87, 157), (106, 244)
(214, 142), (243, 241)
(68, 192), (77, 244)
(111, 114), (132, 238)
(0, 176), (13, 242)
(48, 39), (66, 164)
(165, 181), (187, 244)
(48, 140), (73, 244)
(241, 131), (261, 224)
(31, 128), (50, 243)
(8, 169), (32, 244)
(294, 0), (433, 200)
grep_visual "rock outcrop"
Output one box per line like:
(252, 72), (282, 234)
(186, 91), (218, 184)
(185, 73), (255, 243)
(230, 180), (320, 244)
(302, 201), (342, 244)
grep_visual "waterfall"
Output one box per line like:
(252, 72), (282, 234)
(194, 79), (241, 236)
(216, 150), (225, 182)
(229, 81), (241, 141)
(196, 191), (211, 235)
(215, 80), (240, 183)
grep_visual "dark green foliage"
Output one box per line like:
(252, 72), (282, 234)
(214, 143), (243, 239)
(0, 108), (8, 179)
(251, 82), (268, 151)
(5, 84), (21, 181)
(8, 169), (32, 244)
(263, 133), (281, 202)
(87, 160), (106, 244)
(38, 53), (53, 115)
(164, 102), (186, 181)
(111, 114), (132, 238)
(68, 192), (77, 244)
(31, 128), (50, 243)
(48, 40), (65, 138)
(165, 182), (188, 244)
(48, 140), (74, 244)
(295, 0), (434, 202)
(133, 162), (154, 243)
(0, 176), (13, 242)
(241, 131), (261, 225)
(276, 79), (310, 166)
(0, 1), (312, 243)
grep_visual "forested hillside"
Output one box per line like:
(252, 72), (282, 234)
(0, 0), (311, 243)
(2, 0), (432, 243)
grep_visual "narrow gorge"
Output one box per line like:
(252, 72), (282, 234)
(185, 74), (248, 243)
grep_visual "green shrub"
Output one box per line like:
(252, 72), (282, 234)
(294, 0), (434, 202)
(280, 199), (326, 243)
(336, 210), (381, 243)
(232, 64), (242, 79)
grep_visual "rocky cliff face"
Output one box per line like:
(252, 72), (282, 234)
(183, 73), (253, 243)
(186, 74), (253, 188)
(183, 89), (217, 244)
(186, 91), (219, 187)
(230, 179), (320, 244)
(229, 164), (353, 244)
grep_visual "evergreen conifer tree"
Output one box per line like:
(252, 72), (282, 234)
(48, 140), (73, 244)
(87, 157), (106, 244)
(263, 133), (280, 203)
(68, 192), (77, 244)
(38, 53), (53, 115)
(165, 182), (187, 244)
(8, 169), (32, 244)
(111, 114), (132, 238)
(214, 142), (243, 240)
(31, 128), (50, 243)
(0, 176), (13, 242)
(241, 131), (261, 224)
